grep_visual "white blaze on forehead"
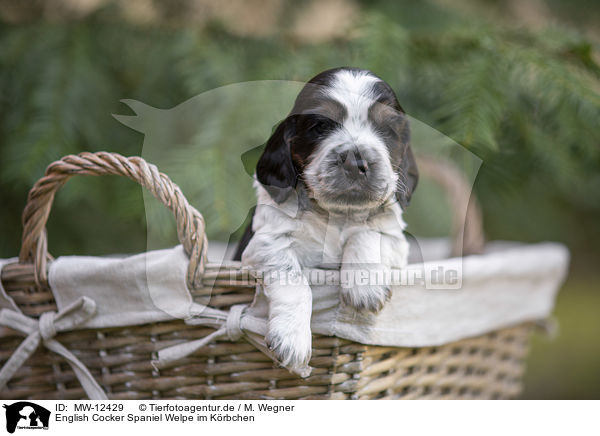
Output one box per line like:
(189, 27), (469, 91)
(321, 69), (386, 151)
(325, 69), (381, 123)
(321, 69), (383, 148)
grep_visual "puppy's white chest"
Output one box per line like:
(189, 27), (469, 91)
(292, 213), (353, 268)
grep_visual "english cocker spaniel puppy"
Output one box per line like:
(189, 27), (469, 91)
(235, 67), (418, 373)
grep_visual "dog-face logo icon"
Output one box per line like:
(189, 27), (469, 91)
(2, 402), (50, 433)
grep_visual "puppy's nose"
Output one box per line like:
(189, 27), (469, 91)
(339, 150), (369, 177)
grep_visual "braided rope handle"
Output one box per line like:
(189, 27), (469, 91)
(19, 152), (208, 289)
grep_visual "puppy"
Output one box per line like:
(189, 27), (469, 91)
(236, 67), (418, 373)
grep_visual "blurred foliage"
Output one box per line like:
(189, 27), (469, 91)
(0, 0), (599, 398)
(1, 0), (599, 257)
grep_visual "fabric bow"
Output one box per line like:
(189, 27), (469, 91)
(0, 296), (108, 400)
(152, 304), (311, 378)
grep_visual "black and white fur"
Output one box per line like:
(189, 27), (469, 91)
(236, 67), (418, 373)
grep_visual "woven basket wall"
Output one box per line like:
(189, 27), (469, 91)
(0, 152), (532, 400)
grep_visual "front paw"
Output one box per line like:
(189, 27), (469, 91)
(340, 266), (391, 313)
(265, 317), (312, 377)
(341, 283), (391, 313)
(340, 265), (392, 313)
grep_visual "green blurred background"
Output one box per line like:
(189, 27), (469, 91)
(0, 0), (598, 398)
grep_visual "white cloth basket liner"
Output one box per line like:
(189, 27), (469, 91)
(0, 239), (569, 347)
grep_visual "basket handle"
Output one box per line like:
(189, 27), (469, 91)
(19, 152), (208, 289)
(415, 155), (485, 257)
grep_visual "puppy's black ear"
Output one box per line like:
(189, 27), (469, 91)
(396, 145), (419, 209)
(256, 116), (298, 203)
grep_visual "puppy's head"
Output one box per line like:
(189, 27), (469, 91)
(256, 67), (418, 211)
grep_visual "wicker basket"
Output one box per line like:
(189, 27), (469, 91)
(0, 152), (534, 400)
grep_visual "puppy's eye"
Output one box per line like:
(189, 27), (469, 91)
(377, 115), (407, 139)
(307, 116), (338, 136)
(310, 120), (330, 135)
